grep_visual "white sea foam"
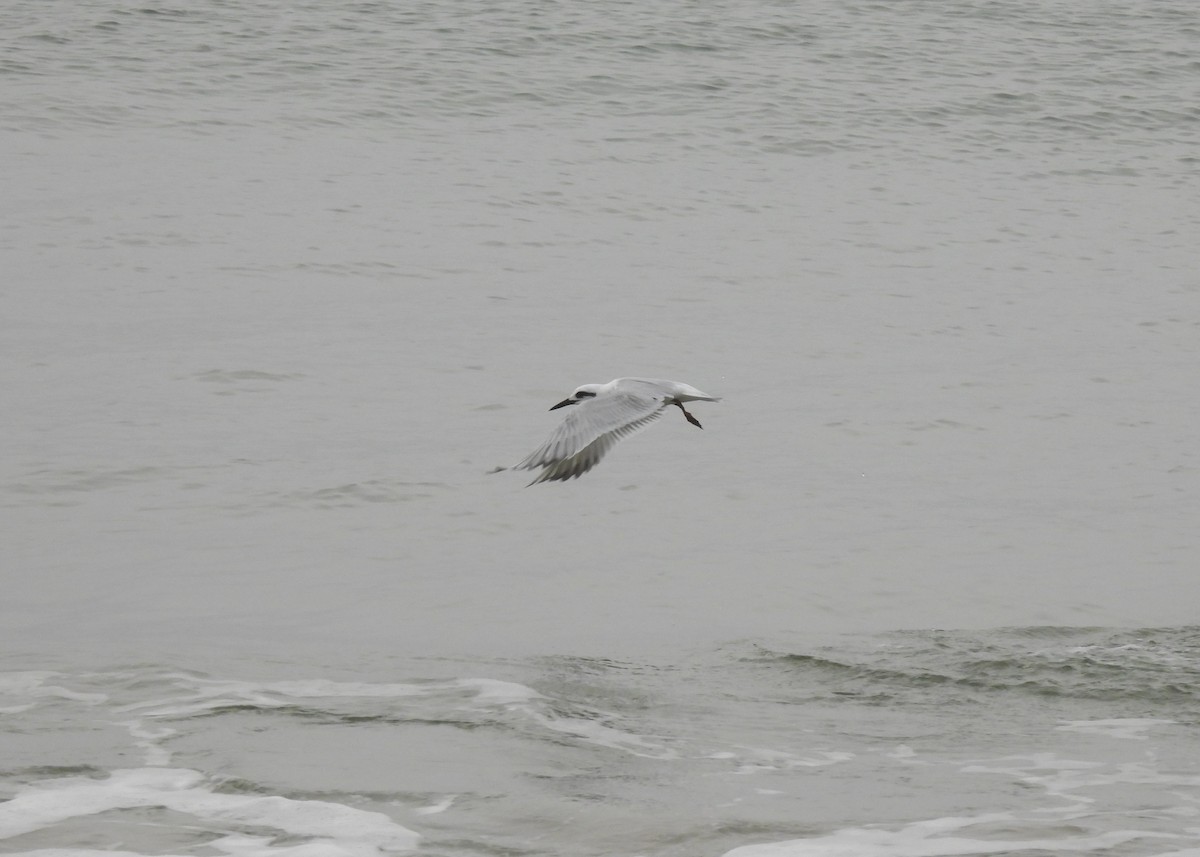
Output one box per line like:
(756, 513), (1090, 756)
(709, 747), (1197, 857)
(8, 851), (150, 857)
(413, 795), (457, 815)
(0, 671), (107, 705)
(0, 767), (419, 855)
(453, 677), (546, 704)
(114, 676), (430, 718)
(721, 813), (1176, 857)
(0, 669), (679, 852)
(114, 675), (531, 719)
(463, 679), (675, 759)
(118, 719), (175, 767)
(731, 747), (855, 775)
(190, 675), (672, 759)
(113, 672), (671, 767)
(886, 745), (928, 764)
(1056, 718), (1175, 740)
(528, 707), (677, 759)
(0, 671), (58, 693)
(961, 752), (1200, 815)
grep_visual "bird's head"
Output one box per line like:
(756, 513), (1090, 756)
(550, 384), (603, 410)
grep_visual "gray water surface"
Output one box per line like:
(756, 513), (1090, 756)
(2, 1), (1198, 854)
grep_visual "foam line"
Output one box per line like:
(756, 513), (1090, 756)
(721, 813), (1176, 857)
(1056, 718), (1175, 740)
(0, 768), (419, 854)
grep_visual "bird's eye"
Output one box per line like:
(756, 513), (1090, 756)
(575, 390), (596, 398)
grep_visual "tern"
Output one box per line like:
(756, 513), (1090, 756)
(505, 378), (720, 485)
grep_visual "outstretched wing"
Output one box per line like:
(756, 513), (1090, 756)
(514, 390), (667, 484)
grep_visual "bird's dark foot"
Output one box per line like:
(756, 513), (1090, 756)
(673, 401), (703, 428)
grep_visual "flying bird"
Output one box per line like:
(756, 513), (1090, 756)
(506, 377), (720, 485)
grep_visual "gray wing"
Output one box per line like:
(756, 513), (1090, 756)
(515, 390), (667, 484)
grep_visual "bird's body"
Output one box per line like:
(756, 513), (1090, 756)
(510, 377), (719, 485)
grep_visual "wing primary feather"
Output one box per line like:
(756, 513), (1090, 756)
(517, 393), (666, 484)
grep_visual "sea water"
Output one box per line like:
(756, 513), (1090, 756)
(3, 1), (1198, 854)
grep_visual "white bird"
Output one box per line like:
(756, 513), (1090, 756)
(507, 378), (720, 485)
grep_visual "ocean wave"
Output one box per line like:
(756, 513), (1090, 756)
(749, 626), (1200, 706)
